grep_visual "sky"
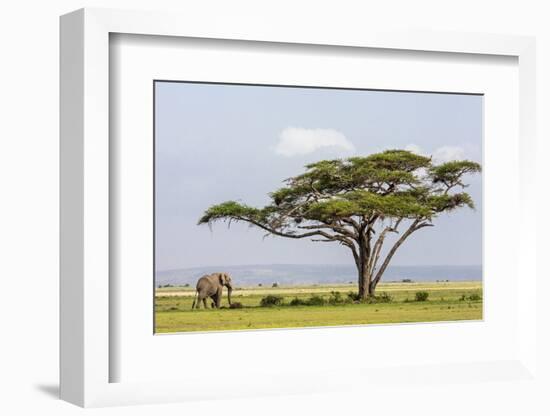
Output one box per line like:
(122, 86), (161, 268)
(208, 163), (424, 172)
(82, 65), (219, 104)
(155, 82), (483, 272)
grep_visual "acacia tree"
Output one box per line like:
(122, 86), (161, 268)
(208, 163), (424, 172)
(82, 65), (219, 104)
(198, 150), (481, 300)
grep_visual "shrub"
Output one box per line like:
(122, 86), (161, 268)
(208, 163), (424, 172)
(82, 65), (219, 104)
(374, 292), (393, 303)
(328, 291), (345, 305)
(306, 295), (326, 306)
(347, 291), (361, 302)
(272, 282), (279, 288)
(401, 279), (413, 283)
(363, 292), (393, 304)
(229, 302), (243, 309)
(468, 293), (482, 301)
(287, 293), (354, 307)
(260, 295), (284, 307)
(289, 297), (308, 306)
(415, 291), (429, 302)
(458, 293), (481, 301)
(345, 291), (393, 304)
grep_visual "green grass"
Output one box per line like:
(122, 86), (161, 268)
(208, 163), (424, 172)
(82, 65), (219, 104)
(155, 281), (482, 333)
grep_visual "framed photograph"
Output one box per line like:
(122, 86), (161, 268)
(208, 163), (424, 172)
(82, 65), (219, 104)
(153, 80), (484, 334)
(60, 8), (538, 408)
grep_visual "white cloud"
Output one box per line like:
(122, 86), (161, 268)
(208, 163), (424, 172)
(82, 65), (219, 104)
(274, 127), (355, 157)
(404, 143), (423, 155)
(432, 146), (465, 163)
(405, 143), (465, 163)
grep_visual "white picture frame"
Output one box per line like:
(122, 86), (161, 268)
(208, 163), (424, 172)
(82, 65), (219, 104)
(60, 8), (538, 408)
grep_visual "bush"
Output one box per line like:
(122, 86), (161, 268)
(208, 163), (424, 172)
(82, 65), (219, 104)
(328, 291), (345, 305)
(260, 295), (284, 307)
(307, 295), (326, 306)
(287, 295), (327, 306)
(229, 302), (243, 309)
(415, 291), (429, 302)
(272, 282), (279, 288)
(345, 291), (393, 304)
(459, 293), (482, 302)
(468, 293), (482, 301)
(289, 297), (308, 306)
(373, 292), (393, 303)
(362, 292), (393, 304)
(347, 291), (361, 302)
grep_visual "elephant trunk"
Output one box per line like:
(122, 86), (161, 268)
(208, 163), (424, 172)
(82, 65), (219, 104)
(227, 286), (233, 306)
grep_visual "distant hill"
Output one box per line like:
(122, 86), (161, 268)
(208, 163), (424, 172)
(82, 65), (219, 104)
(155, 264), (482, 287)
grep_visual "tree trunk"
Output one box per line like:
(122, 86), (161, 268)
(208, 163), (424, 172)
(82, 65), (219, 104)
(357, 270), (375, 300)
(357, 269), (366, 300)
(369, 280), (378, 297)
(357, 247), (373, 300)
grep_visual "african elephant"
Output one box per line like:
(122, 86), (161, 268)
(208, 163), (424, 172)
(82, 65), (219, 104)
(191, 272), (233, 309)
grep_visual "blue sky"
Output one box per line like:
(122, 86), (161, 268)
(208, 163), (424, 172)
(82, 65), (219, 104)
(155, 82), (482, 272)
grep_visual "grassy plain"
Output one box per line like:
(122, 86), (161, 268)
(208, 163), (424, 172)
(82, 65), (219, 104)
(155, 281), (482, 333)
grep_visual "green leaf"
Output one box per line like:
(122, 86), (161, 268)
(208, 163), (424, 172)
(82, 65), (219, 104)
(198, 150), (480, 230)
(430, 160), (481, 187)
(197, 201), (267, 225)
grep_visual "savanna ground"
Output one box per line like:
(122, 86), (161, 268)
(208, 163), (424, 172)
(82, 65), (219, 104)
(155, 281), (482, 333)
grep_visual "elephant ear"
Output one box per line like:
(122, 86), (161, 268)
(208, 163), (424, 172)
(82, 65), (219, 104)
(218, 273), (226, 285)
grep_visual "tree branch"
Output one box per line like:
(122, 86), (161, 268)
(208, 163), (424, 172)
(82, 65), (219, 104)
(298, 222), (358, 239)
(233, 216), (325, 239)
(367, 218), (402, 276)
(232, 216), (361, 258)
(371, 219), (423, 290)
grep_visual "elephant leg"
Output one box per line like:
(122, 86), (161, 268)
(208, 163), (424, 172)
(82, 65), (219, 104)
(202, 298), (208, 309)
(215, 289), (222, 308)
